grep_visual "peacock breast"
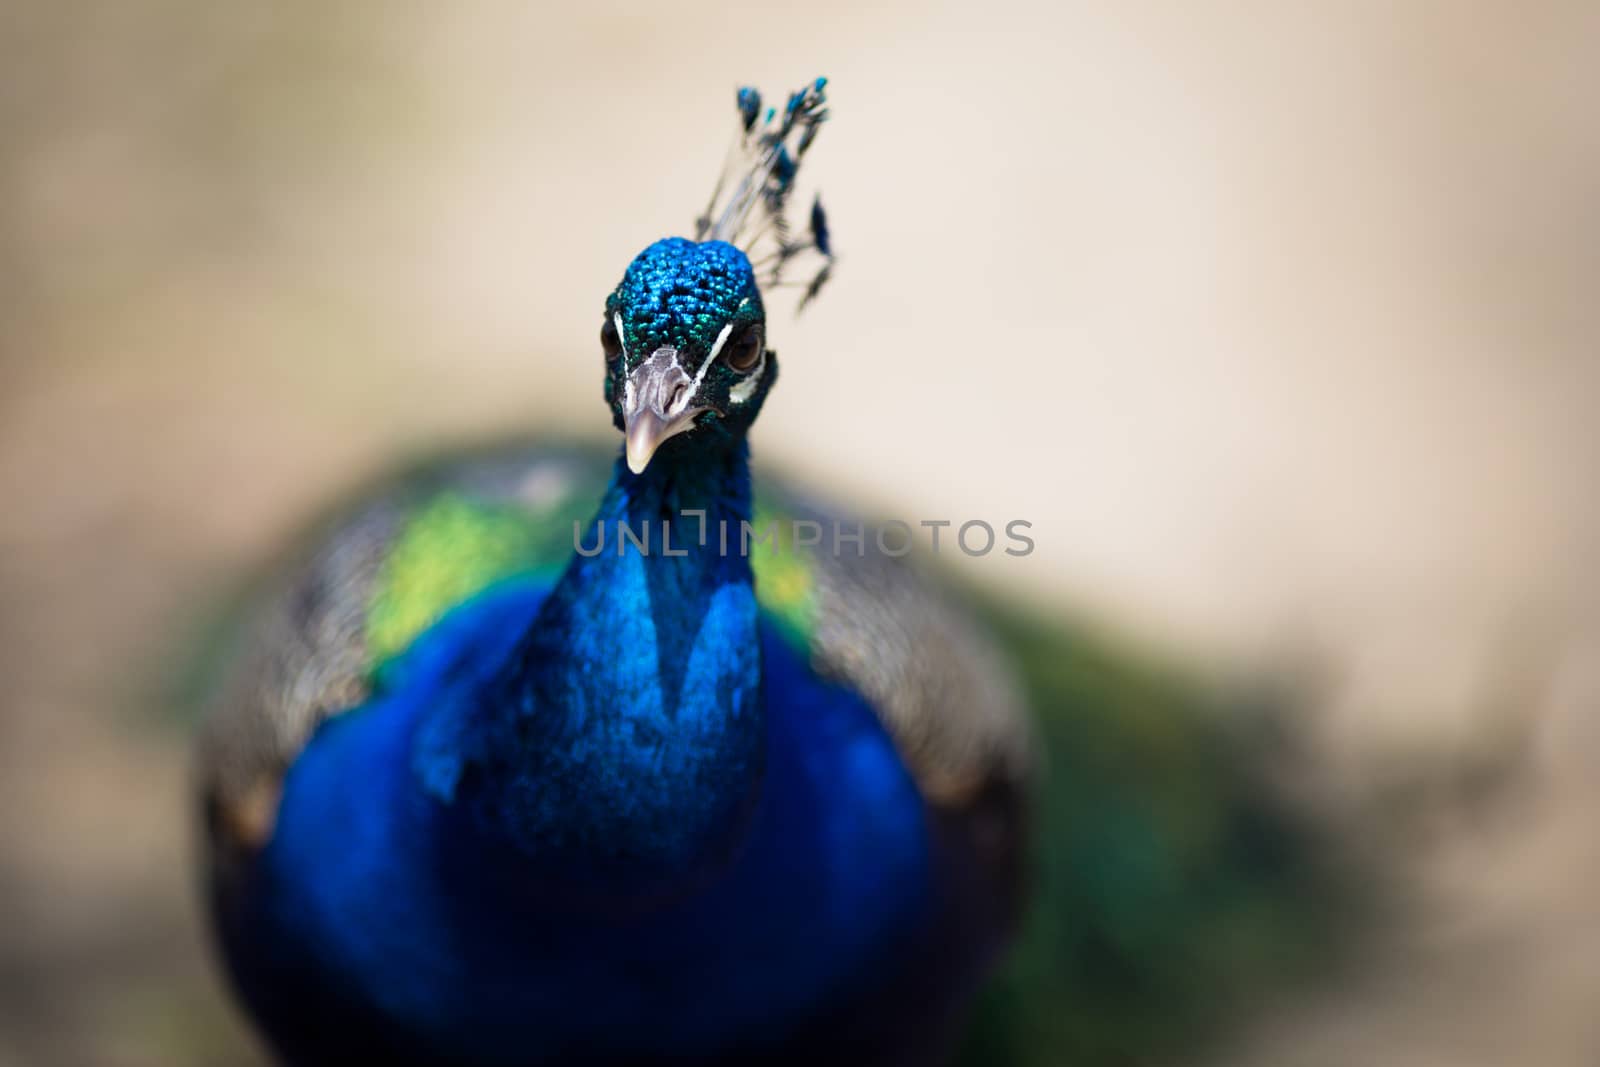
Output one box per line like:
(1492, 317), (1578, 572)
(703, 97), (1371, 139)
(242, 579), (937, 1065)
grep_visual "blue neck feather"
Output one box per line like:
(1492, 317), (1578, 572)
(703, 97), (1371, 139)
(258, 438), (940, 1059)
(416, 441), (765, 895)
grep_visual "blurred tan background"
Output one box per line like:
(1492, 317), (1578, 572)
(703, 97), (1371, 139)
(2, 2), (1598, 1064)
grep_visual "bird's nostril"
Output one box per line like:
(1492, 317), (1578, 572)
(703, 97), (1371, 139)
(666, 382), (688, 413)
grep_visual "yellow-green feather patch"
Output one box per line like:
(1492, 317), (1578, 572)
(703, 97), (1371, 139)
(747, 500), (817, 649)
(367, 486), (820, 669)
(366, 494), (548, 668)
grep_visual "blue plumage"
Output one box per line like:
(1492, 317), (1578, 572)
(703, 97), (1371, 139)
(201, 79), (1024, 1063)
(243, 578), (935, 1064)
(427, 447), (764, 885)
(198, 75), (1337, 1067)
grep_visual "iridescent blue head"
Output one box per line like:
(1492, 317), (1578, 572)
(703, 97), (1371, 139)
(599, 78), (834, 474)
(602, 238), (773, 473)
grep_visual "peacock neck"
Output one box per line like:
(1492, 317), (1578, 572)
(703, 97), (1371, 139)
(464, 441), (765, 896)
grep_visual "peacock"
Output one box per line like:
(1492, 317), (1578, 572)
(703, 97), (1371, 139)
(196, 79), (1341, 1066)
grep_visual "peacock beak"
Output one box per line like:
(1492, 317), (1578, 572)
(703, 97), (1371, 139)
(624, 409), (686, 475)
(622, 347), (705, 474)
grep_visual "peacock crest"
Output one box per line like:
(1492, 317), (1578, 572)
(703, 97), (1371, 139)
(696, 77), (835, 311)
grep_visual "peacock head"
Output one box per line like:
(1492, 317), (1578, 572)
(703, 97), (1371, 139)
(602, 238), (773, 473)
(600, 78), (835, 475)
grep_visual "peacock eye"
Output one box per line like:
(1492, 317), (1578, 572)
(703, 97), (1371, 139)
(724, 324), (764, 373)
(600, 318), (622, 364)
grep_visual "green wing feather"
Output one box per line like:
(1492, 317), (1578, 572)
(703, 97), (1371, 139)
(366, 491), (582, 672)
(955, 596), (1345, 1066)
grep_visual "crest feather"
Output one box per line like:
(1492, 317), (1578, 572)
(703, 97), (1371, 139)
(695, 78), (836, 310)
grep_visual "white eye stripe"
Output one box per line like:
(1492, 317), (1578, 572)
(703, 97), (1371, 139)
(616, 313), (636, 410)
(728, 348), (765, 404)
(691, 322), (736, 394)
(613, 312), (629, 359)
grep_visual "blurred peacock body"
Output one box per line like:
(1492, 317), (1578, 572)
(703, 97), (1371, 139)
(197, 80), (1335, 1066)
